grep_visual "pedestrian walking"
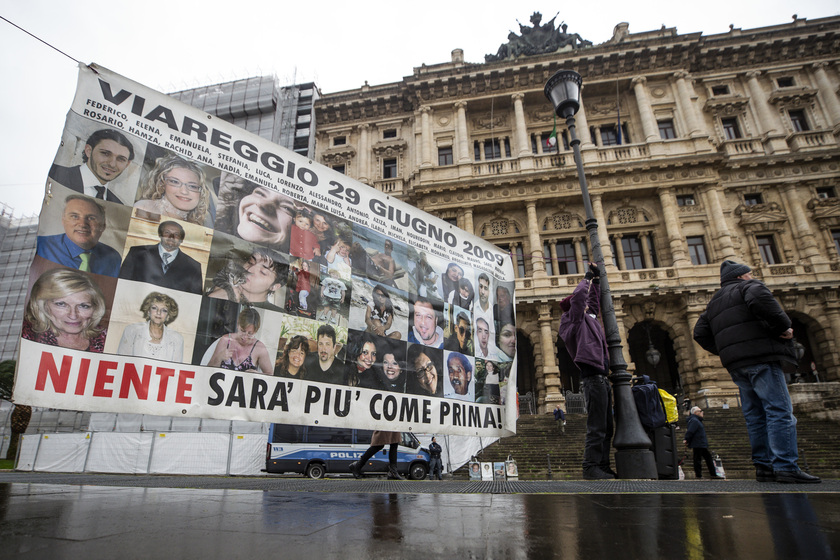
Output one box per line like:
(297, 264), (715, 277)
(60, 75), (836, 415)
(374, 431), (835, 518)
(553, 404), (566, 434)
(693, 260), (820, 484)
(557, 263), (616, 480)
(683, 407), (723, 479)
(349, 431), (405, 480)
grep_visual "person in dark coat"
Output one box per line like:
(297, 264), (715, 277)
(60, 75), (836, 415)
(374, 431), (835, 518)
(557, 262), (615, 480)
(428, 437), (443, 480)
(119, 221), (203, 294)
(683, 407), (722, 479)
(349, 430), (405, 480)
(694, 260), (820, 484)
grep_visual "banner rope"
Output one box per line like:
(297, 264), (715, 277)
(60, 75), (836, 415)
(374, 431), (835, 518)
(0, 15), (82, 65)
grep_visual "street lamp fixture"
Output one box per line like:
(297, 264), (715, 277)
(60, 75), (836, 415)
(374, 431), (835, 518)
(644, 322), (661, 368)
(544, 69), (658, 479)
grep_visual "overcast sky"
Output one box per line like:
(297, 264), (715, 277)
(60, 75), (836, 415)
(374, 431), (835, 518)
(0, 0), (837, 217)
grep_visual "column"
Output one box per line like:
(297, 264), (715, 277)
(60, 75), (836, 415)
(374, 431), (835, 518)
(613, 234), (626, 270)
(420, 106), (432, 167)
(632, 76), (660, 142)
(357, 124), (369, 183)
(573, 235), (584, 272)
(657, 187), (690, 267)
(592, 125), (603, 147)
(812, 62), (840, 129)
(510, 243), (519, 278)
(455, 101), (471, 163)
(463, 208), (474, 235)
(591, 193), (616, 271)
(673, 71), (702, 137)
(639, 231), (654, 269)
(548, 240), (559, 275)
(512, 93), (531, 157)
(824, 305), (840, 360)
(526, 202), (546, 277)
(700, 185), (736, 260)
(577, 90), (594, 147)
(539, 303), (563, 404)
(780, 183), (820, 260)
(745, 71), (780, 134)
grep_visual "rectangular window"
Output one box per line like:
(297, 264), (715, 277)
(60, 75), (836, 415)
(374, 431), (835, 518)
(622, 235), (644, 270)
(543, 243), (553, 276)
(676, 194), (696, 207)
(744, 193), (763, 206)
(383, 129), (397, 139)
(658, 119), (676, 140)
(515, 246), (526, 277)
(721, 117), (742, 140)
(833, 230), (840, 255)
(756, 235), (781, 264)
(687, 236), (709, 265)
(484, 138), (502, 160)
(296, 113), (311, 125)
(579, 240), (589, 266)
(334, 136), (346, 146)
(776, 76), (795, 88)
(789, 109), (810, 132)
(817, 187), (836, 199)
(438, 146), (453, 166)
(712, 85), (730, 96)
(333, 164), (345, 174)
(474, 141), (481, 161)
(600, 125), (619, 146)
(383, 158), (397, 179)
(556, 241), (578, 275)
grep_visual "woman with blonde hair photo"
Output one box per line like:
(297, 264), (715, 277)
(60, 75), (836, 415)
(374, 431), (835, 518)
(117, 291), (184, 361)
(22, 268), (108, 352)
(135, 154), (210, 225)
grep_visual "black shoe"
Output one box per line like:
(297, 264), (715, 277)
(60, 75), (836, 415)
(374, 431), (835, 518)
(387, 466), (405, 480)
(775, 470), (821, 484)
(583, 467), (614, 480)
(348, 462), (362, 479)
(755, 466), (775, 482)
(601, 466), (617, 478)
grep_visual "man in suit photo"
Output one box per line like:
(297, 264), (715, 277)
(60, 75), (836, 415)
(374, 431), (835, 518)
(119, 220), (203, 294)
(49, 128), (135, 204)
(36, 195), (123, 277)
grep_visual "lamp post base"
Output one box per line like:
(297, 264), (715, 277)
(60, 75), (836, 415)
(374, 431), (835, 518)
(615, 449), (658, 479)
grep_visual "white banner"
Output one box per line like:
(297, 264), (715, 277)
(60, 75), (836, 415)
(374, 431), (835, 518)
(14, 63), (518, 437)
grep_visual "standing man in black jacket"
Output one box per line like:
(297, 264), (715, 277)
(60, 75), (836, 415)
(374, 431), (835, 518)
(428, 437), (443, 480)
(683, 407), (721, 479)
(693, 260), (820, 484)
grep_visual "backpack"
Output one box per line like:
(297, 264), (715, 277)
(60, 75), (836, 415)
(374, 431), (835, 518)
(658, 388), (679, 424)
(632, 376), (668, 430)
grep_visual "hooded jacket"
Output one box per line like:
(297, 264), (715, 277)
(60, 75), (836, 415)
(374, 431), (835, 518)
(693, 278), (796, 370)
(557, 278), (608, 375)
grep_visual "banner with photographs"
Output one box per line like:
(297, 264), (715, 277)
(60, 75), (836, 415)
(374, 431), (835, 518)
(12, 63), (518, 437)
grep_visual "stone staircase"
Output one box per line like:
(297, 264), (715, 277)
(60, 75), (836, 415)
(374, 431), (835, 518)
(456, 409), (840, 480)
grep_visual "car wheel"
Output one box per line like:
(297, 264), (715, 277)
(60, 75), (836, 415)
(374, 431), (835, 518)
(306, 463), (326, 479)
(409, 462), (428, 480)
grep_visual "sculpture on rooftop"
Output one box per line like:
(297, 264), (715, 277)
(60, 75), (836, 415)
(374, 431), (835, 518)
(485, 11), (592, 62)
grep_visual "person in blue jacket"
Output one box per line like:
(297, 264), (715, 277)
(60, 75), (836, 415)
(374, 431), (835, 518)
(683, 406), (722, 479)
(557, 262), (615, 480)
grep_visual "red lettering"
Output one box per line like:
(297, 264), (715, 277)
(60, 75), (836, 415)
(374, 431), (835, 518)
(93, 361), (118, 397)
(155, 368), (176, 401)
(119, 363), (152, 400)
(75, 358), (91, 395)
(35, 351), (72, 393)
(176, 371), (195, 404)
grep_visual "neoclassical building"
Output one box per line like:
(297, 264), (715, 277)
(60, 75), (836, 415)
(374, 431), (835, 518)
(313, 15), (840, 412)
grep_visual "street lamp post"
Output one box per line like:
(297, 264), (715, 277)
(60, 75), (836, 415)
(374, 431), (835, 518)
(545, 70), (658, 479)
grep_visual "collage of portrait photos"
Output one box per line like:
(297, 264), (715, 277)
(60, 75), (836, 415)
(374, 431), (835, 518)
(25, 112), (516, 409)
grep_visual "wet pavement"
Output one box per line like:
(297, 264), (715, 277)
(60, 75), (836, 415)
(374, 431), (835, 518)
(1, 473), (838, 559)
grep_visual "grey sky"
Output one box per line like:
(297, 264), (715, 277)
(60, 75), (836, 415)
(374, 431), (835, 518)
(0, 0), (837, 216)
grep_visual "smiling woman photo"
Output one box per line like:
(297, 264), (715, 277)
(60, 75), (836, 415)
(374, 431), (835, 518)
(214, 179), (298, 253)
(22, 268), (107, 352)
(134, 154), (210, 225)
(117, 292), (183, 361)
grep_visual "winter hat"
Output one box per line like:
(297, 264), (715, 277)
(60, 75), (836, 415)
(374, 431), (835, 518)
(559, 295), (572, 312)
(720, 260), (751, 283)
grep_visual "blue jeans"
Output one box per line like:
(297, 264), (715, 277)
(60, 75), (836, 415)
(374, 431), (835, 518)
(729, 362), (799, 472)
(581, 374), (614, 470)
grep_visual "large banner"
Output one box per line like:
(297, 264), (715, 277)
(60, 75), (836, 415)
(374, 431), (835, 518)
(13, 64), (518, 437)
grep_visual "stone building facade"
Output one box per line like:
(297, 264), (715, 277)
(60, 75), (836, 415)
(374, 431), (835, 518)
(313, 16), (840, 412)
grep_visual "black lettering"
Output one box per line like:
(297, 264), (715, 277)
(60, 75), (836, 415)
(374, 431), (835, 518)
(249, 378), (268, 409)
(181, 117), (208, 141)
(210, 129), (231, 151)
(334, 389), (351, 417)
(439, 401), (451, 423)
(144, 105), (179, 131)
(383, 395), (397, 421)
(369, 393), (383, 420)
(207, 372), (225, 406)
(304, 385), (321, 414)
(399, 397), (419, 423)
(298, 167), (318, 186)
(484, 407), (498, 428)
(234, 140), (258, 162)
(469, 405), (482, 427)
(261, 151), (283, 173)
(225, 376), (246, 407)
(267, 382), (289, 411)
(422, 399), (432, 423)
(98, 79), (132, 106)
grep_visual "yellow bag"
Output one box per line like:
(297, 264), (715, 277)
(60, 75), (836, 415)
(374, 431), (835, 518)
(658, 389), (679, 424)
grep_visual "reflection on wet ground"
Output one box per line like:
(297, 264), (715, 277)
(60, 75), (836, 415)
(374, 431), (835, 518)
(0, 476), (838, 559)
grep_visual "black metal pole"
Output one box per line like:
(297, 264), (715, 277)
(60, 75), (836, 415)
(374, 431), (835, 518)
(562, 107), (658, 479)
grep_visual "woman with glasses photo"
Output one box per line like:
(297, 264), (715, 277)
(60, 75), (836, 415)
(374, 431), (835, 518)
(134, 154), (210, 225)
(406, 344), (443, 397)
(116, 291), (183, 362)
(206, 308), (272, 374)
